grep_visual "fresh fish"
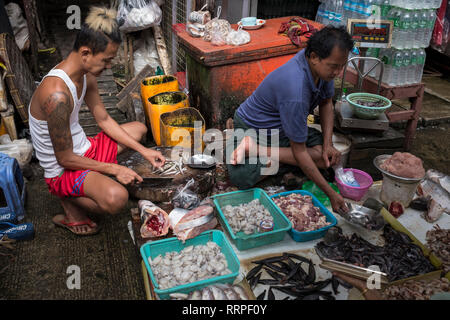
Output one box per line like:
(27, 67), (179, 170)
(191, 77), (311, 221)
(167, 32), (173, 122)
(267, 287), (275, 300)
(188, 290), (202, 300)
(232, 284), (249, 300)
(246, 264), (263, 281)
(169, 293), (189, 300)
(201, 287), (215, 300)
(210, 285), (228, 300)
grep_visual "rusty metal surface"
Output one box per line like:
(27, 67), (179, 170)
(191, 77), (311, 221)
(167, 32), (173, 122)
(118, 147), (216, 202)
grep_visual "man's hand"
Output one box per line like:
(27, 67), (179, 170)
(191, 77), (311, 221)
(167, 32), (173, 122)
(114, 164), (143, 185)
(322, 145), (341, 168)
(329, 192), (349, 214)
(141, 148), (166, 168)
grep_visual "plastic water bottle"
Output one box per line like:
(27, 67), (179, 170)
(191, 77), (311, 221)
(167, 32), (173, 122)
(433, 0), (443, 8)
(380, 48), (393, 84)
(416, 48), (426, 83)
(380, 0), (391, 19)
(425, 9), (437, 46)
(389, 49), (403, 86)
(410, 11), (419, 49)
(398, 9), (411, 50)
(335, 0), (344, 26)
(389, 7), (401, 48)
(416, 10), (427, 48)
(400, 49), (410, 85)
(408, 49), (418, 84)
(316, 1), (326, 23)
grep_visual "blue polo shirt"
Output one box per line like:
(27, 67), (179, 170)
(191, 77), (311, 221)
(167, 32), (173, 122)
(236, 49), (334, 143)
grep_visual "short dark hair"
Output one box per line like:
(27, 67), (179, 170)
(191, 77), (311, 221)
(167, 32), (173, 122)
(305, 26), (354, 59)
(73, 7), (121, 55)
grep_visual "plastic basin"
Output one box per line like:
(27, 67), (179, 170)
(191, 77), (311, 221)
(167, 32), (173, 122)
(140, 230), (240, 300)
(270, 190), (337, 242)
(335, 168), (373, 201)
(212, 188), (292, 251)
(346, 92), (392, 120)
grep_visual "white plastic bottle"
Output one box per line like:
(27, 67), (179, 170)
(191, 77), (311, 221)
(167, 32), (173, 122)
(335, 0), (344, 26)
(389, 6), (401, 48)
(398, 9), (411, 50)
(380, 0), (391, 19)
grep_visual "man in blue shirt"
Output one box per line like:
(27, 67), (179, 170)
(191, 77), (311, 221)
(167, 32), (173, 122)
(227, 26), (352, 214)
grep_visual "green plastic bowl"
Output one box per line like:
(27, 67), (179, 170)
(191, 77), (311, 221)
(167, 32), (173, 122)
(346, 92), (392, 120)
(301, 181), (339, 207)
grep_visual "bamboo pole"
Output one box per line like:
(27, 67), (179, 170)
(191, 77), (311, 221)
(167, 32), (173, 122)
(152, 25), (172, 75)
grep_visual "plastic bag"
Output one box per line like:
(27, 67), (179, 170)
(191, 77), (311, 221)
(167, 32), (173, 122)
(334, 165), (360, 187)
(225, 26), (251, 46)
(0, 137), (33, 168)
(117, 0), (162, 33)
(5, 3), (29, 51)
(203, 6), (231, 43)
(171, 178), (200, 210)
(186, 22), (206, 38)
(133, 29), (161, 74)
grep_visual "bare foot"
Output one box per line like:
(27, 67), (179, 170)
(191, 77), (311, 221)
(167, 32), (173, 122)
(230, 136), (258, 165)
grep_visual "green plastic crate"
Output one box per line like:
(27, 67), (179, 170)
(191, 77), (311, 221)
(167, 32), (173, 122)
(140, 230), (240, 300)
(212, 188), (292, 251)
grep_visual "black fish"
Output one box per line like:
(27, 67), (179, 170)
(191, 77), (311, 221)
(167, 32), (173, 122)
(283, 252), (312, 264)
(281, 262), (302, 284)
(264, 267), (284, 281)
(252, 255), (286, 265)
(246, 264), (263, 281)
(264, 262), (288, 274)
(331, 276), (340, 295)
(257, 279), (281, 285)
(250, 272), (262, 290)
(257, 290), (266, 300)
(306, 260), (316, 284)
(267, 287), (275, 300)
(302, 293), (321, 300)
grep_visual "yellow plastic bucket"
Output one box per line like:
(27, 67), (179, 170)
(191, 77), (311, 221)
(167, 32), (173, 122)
(0, 118), (6, 136)
(159, 107), (205, 151)
(140, 75), (179, 128)
(149, 91), (189, 145)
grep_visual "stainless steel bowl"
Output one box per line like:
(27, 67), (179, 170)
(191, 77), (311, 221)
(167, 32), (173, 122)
(373, 154), (425, 183)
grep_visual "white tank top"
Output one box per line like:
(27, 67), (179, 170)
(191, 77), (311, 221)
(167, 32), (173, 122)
(28, 69), (91, 178)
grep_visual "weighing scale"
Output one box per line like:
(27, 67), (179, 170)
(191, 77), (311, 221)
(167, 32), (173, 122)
(335, 19), (393, 133)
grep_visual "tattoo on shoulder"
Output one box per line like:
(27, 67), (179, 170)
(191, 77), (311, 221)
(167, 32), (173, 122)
(43, 92), (73, 153)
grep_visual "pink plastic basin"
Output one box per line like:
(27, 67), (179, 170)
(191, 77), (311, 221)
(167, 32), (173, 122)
(335, 168), (373, 201)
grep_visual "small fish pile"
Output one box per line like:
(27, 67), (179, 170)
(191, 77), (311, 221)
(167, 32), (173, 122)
(355, 99), (386, 108)
(149, 242), (231, 290)
(246, 252), (341, 300)
(152, 159), (186, 176)
(272, 194), (330, 232)
(222, 199), (273, 235)
(383, 277), (450, 300)
(426, 225), (450, 273)
(316, 225), (436, 282)
(169, 283), (249, 300)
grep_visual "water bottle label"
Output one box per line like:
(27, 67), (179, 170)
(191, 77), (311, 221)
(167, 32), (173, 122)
(411, 56), (417, 65)
(393, 17), (400, 28)
(410, 20), (418, 29)
(394, 58), (403, 67)
(344, 0), (351, 11)
(418, 20), (427, 28)
(381, 5), (390, 17)
(401, 20), (411, 30)
(417, 56), (425, 64)
(381, 55), (391, 65)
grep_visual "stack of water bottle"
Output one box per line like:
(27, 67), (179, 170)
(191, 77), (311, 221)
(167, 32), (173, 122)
(316, 0), (443, 86)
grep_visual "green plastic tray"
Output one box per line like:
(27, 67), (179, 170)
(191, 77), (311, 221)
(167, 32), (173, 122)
(140, 230), (240, 300)
(212, 188), (292, 251)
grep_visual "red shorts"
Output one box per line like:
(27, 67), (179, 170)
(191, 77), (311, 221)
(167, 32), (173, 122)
(45, 132), (118, 198)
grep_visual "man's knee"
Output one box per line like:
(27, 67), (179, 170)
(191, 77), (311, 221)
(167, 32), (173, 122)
(133, 121), (147, 140)
(101, 185), (129, 214)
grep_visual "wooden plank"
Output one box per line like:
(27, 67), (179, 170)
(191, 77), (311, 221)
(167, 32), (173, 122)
(386, 110), (416, 122)
(117, 64), (153, 100)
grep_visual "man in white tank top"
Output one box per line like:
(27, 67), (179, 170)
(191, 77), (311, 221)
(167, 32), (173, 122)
(28, 7), (165, 235)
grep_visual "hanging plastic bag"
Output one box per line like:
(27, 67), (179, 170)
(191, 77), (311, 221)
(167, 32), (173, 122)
(133, 29), (161, 74)
(203, 6), (231, 43)
(171, 178), (200, 210)
(226, 25), (251, 46)
(117, 0), (162, 33)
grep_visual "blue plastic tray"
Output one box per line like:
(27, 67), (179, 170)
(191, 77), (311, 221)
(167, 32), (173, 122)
(271, 190), (337, 242)
(140, 230), (240, 300)
(212, 188), (292, 251)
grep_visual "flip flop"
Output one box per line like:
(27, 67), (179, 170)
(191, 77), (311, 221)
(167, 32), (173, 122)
(52, 214), (100, 236)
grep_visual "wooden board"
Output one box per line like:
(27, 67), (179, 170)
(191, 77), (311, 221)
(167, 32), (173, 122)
(0, 33), (36, 124)
(118, 148), (216, 202)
